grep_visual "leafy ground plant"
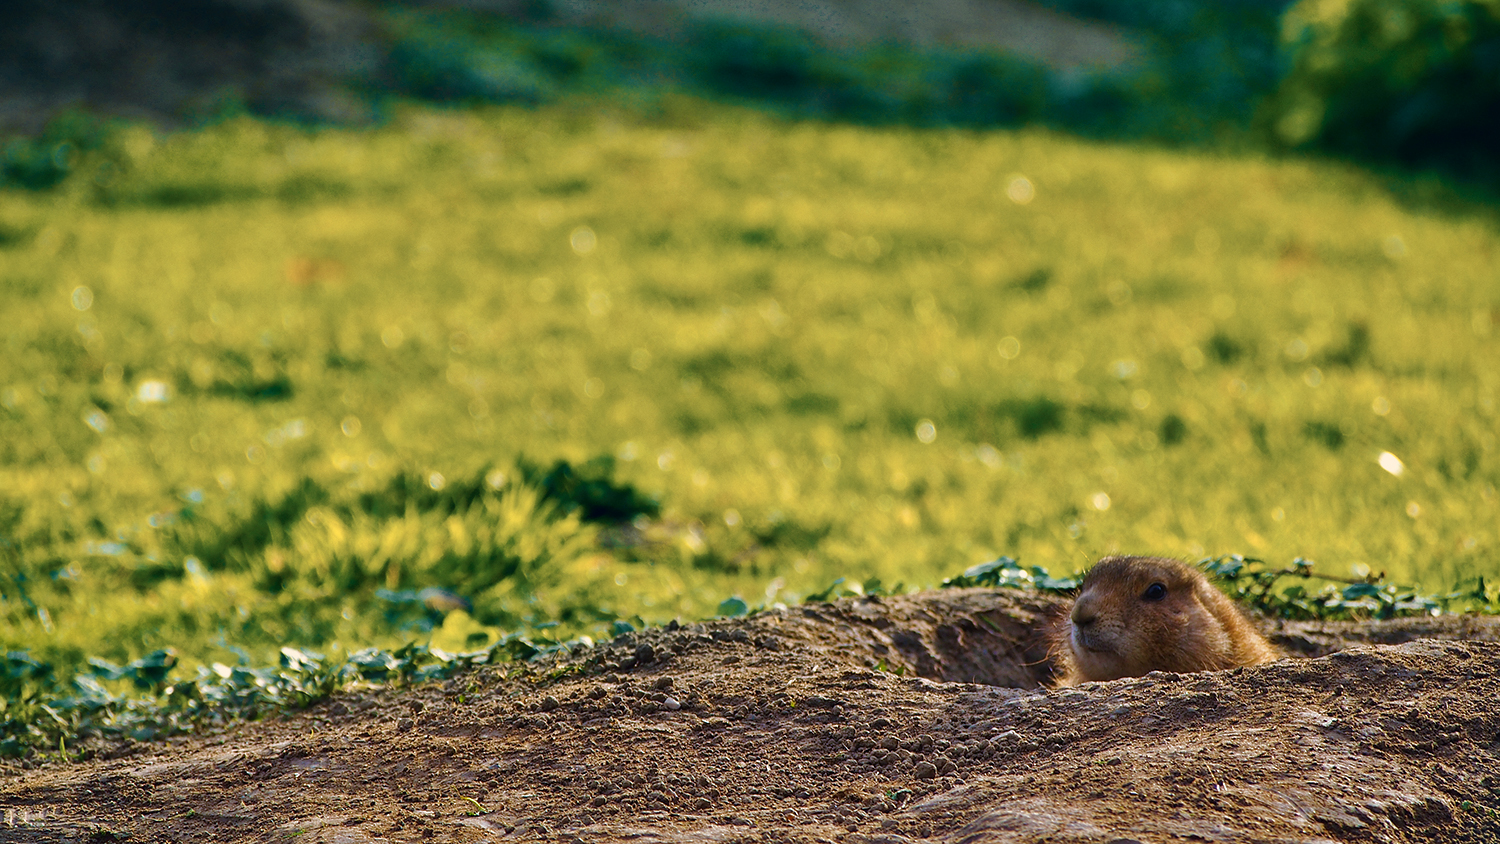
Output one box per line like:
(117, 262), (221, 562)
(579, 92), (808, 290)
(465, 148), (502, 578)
(0, 635), (553, 757)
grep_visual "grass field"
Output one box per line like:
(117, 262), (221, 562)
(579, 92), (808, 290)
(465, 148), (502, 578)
(2, 98), (1498, 684)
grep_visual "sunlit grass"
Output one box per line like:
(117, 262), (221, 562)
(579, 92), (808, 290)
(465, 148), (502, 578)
(2, 98), (1497, 676)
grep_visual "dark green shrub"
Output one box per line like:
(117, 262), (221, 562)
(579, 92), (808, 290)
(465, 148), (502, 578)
(1, 111), (112, 190)
(691, 22), (833, 102)
(1267, 0), (1500, 176)
(385, 25), (556, 104)
(1034, 0), (1293, 138)
(927, 52), (1050, 127)
(682, 21), (1120, 131)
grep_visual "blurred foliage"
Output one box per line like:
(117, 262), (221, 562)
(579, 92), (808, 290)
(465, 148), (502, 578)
(942, 556), (1082, 592)
(373, 0), (1500, 181)
(372, 8), (1128, 133)
(385, 15), (559, 105)
(1, 112), (118, 191)
(372, 7), (1208, 141)
(5, 1), (1495, 186)
(368, 1), (1500, 179)
(1266, 0), (1500, 178)
(1035, 0), (1296, 133)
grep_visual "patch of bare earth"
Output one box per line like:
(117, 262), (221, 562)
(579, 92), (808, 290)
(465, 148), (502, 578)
(3, 589), (1499, 843)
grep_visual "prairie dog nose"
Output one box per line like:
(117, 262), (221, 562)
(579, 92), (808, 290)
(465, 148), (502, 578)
(1071, 595), (1097, 627)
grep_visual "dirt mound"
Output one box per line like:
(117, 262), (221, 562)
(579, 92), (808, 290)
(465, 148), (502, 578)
(4, 589), (1499, 843)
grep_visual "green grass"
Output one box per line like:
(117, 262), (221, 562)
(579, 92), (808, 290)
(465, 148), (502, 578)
(2, 99), (1499, 690)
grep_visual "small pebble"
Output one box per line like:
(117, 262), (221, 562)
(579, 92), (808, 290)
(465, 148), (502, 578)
(540, 696), (560, 712)
(664, 697), (682, 711)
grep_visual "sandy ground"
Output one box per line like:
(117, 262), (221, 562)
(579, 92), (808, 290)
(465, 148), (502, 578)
(4, 588), (1499, 843)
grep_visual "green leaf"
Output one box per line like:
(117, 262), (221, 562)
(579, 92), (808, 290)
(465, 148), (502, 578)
(805, 578), (845, 602)
(717, 596), (749, 617)
(127, 650), (177, 690)
(279, 647), (323, 673)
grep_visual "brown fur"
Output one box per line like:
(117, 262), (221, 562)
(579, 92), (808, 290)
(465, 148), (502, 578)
(1051, 556), (1279, 685)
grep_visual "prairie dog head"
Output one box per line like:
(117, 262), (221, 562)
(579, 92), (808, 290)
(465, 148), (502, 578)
(1055, 555), (1278, 685)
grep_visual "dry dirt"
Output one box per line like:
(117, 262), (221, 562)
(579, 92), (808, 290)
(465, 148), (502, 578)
(4, 588), (1500, 843)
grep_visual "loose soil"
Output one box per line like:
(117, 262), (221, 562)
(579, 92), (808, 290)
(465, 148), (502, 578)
(5, 588), (1500, 843)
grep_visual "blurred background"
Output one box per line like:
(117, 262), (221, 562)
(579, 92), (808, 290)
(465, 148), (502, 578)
(1, 0), (1497, 751)
(5, 0), (1499, 178)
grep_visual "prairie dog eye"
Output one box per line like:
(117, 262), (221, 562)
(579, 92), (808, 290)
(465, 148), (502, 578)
(1142, 582), (1167, 602)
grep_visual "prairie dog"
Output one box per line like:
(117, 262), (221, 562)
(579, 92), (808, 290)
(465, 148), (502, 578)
(1053, 555), (1279, 686)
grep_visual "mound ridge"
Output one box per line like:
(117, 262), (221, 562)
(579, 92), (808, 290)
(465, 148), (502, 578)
(3, 589), (1499, 843)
